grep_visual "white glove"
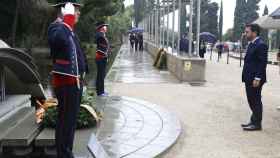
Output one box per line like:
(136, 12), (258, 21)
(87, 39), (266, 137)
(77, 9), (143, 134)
(61, 3), (75, 16)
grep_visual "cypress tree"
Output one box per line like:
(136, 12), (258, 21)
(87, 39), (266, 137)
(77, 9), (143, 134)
(193, 0), (218, 39)
(180, 2), (187, 37)
(245, 0), (260, 24)
(263, 5), (269, 16)
(260, 5), (269, 45)
(219, 0), (223, 41)
(233, 0), (247, 41)
(207, 2), (219, 38)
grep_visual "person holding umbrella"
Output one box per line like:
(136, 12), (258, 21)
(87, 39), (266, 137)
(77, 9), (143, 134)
(216, 42), (224, 61)
(95, 21), (110, 96)
(134, 33), (139, 51)
(138, 33), (143, 51)
(129, 33), (135, 49)
(48, 0), (88, 157)
(199, 40), (206, 58)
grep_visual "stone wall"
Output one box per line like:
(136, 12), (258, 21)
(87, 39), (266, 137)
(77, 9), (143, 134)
(144, 41), (206, 82)
(144, 41), (158, 59)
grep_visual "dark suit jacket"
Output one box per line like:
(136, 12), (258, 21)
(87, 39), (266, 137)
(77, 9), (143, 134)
(242, 38), (268, 84)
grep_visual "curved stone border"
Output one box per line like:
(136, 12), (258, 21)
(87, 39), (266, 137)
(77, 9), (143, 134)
(96, 96), (181, 158)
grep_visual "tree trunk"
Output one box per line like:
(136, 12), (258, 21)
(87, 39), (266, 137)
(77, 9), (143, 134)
(11, 0), (19, 47)
(40, 19), (47, 42)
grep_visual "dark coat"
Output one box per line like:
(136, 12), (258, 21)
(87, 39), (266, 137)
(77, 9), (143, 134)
(95, 32), (109, 59)
(242, 38), (268, 84)
(179, 38), (189, 52)
(48, 22), (88, 77)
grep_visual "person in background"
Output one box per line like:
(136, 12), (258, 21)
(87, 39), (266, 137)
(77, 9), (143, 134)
(199, 40), (206, 58)
(129, 33), (135, 49)
(134, 33), (139, 51)
(216, 42), (223, 60)
(48, 1), (88, 157)
(277, 46), (280, 110)
(241, 24), (268, 131)
(277, 46), (280, 73)
(95, 21), (110, 97)
(138, 33), (143, 51)
(179, 33), (189, 55)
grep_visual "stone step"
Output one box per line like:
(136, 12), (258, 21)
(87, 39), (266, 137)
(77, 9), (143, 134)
(1, 107), (42, 147)
(35, 127), (99, 157)
(35, 128), (55, 147)
(0, 106), (33, 156)
(0, 106), (32, 142)
(0, 95), (31, 119)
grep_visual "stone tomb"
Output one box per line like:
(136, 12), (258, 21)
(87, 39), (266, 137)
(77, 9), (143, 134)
(0, 40), (46, 157)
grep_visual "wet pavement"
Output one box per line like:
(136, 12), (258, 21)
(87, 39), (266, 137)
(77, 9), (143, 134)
(93, 96), (181, 158)
(88, 44), (182, 158)
(106, 46), (178, 84)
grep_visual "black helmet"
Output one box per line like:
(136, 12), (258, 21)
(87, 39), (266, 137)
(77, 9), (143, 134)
(95, 21), (109, 30)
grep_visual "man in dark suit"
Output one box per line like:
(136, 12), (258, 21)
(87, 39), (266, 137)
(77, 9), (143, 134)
(241, 24), (268, 131)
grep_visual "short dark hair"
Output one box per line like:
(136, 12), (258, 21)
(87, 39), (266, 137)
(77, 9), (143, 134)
(245, 24), (261, 36)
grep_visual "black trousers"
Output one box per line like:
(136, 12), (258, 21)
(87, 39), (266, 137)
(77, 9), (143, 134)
(139, 42), (143, 51)
(199, 52), (205, 58)
(245, 83), (264, 126)
(135, 42), (138, 51)
(130, 42), (134, 48)
(96, 59), (107, 95)
(218, 51), (222, 58)
(54, 84), (82, 158)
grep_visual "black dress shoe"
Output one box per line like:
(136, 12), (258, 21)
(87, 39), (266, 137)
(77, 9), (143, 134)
(241, 122), (252, 128)
(243, 124), (262, 131)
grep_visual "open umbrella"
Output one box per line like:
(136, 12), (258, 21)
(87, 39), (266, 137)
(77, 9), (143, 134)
(199, 32), (217, 43)
(129, 27), (144, 33)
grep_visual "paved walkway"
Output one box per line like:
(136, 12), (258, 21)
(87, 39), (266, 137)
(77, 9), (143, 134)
(109, 43), (280, 158)
(88, 45), (181, 158)
(94, 96), (181, 158)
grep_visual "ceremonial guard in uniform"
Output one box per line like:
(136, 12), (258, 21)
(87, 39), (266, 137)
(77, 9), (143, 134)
(48, 0), (88, 157)
(95, 21), (110, 96)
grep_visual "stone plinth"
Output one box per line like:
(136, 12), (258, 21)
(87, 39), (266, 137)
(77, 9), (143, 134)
(144, 41), (206, 82)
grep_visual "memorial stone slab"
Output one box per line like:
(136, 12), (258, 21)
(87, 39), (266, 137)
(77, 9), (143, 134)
(87, 134), (110, 158)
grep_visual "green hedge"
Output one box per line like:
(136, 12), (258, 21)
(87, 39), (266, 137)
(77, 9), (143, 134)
(42, 89), (98, 129)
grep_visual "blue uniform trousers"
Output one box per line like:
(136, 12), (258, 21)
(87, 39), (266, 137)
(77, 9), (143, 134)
(54, 84), (83, 158)
(95, 59), (107, 95)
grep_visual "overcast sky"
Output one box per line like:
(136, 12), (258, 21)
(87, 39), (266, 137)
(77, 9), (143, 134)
(124, 0), (280, 33)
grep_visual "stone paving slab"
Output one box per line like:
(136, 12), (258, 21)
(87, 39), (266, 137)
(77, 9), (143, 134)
(0, 95), (31, 119)
(91, 96), (181, 158)
(2, 108), (41, 147)
(35, 127), (96, 157)
(88, 44), (182, 158)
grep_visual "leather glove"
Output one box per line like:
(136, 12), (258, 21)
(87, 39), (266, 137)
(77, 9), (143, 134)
(61, 3), (75, 16)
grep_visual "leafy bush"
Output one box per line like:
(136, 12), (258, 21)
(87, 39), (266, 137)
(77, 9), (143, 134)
(42, 88), (98, 129)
